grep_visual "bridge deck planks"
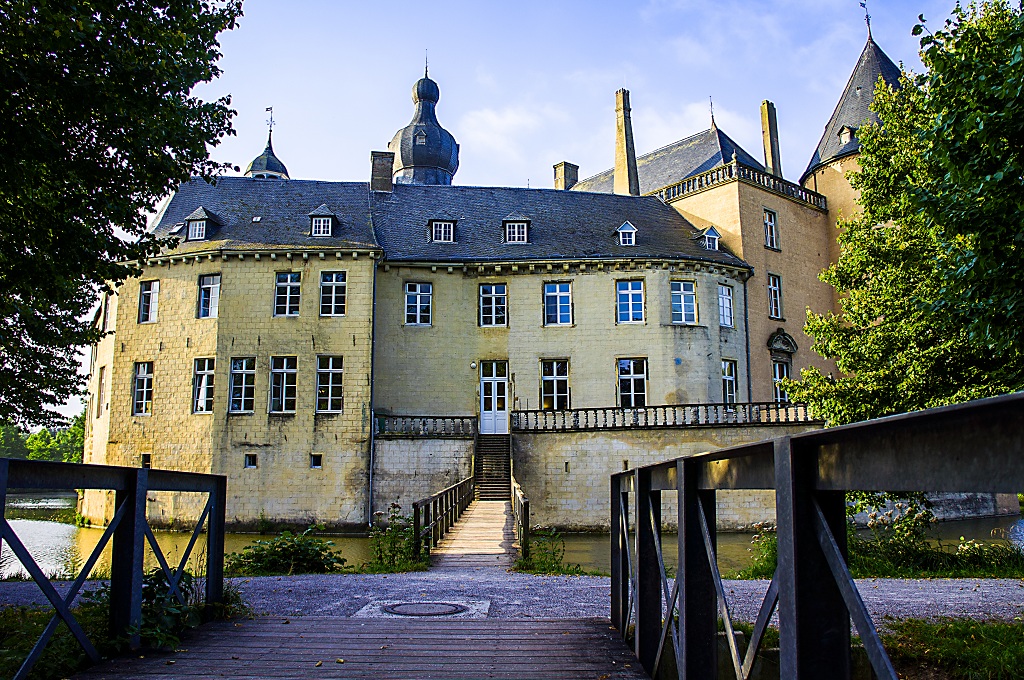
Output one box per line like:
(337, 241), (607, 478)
(429, 500), (517, 570)
(75, 616), (648, 679)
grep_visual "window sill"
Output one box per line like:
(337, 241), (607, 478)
(192, 411), (214, 416)
(132, 413), (152, 418)
(404, 323), (433, 328)
(320, 314), (347, 318)
(616, 321), (646, 326)
(196, 315), (218, 320)
(228, 411), (254, 416)
(479, 324), (509, 329)
(138, 320), (157, 325)
(273, 314), (300, 319)
(764, 245), (782, 252)
(543, 323), (575, 328)
(769, 316), (786, 322)
(720, 324), (736, 330)
(668, 323), (707, 328)
(268, 412), (296, 417)
(315, 411), (343, 416)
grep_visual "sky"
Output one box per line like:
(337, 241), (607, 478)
(58, 0), (959, 420)
(194, 0), (957, 188)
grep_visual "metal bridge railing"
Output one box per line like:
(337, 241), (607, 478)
(611, 392), (1024, 680)
(0, 459), (226, 680)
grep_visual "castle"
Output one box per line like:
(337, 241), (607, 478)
(81, 34), (914, 531)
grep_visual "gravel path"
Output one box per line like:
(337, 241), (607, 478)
(3, 571), (1023, 625)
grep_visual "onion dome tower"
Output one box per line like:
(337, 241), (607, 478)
(244, 130), (290, 179)
(388, 67), (459, 185)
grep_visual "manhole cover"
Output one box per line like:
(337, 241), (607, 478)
(381, 602), (469, 617)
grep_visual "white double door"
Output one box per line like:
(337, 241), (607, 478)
(479, 360), (509, 434)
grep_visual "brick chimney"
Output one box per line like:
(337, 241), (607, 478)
(370, 151), (395, 192)
(614, 89), (640, 196)
(553, 161), (579, 190)
(760, 100), (783, 178)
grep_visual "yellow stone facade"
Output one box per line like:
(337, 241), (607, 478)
(83, 248), (378, 530)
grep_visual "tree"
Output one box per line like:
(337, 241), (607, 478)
(25, 427), (58, 462)
(790, 1), (1024, 424)
(0, 1), (242, 427)
(0, 420), (29, 459)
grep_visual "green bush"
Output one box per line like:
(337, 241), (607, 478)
(225, 524), (349, 576)
(514, 529), (595, 575)
(883, 617), (1024, 680)
(736, 496), (1024, 579)
(365, 503), (427, 572)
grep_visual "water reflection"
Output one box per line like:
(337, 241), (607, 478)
(2, 494), (370, 580)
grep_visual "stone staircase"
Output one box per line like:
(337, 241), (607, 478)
(474, 434), (511, 500)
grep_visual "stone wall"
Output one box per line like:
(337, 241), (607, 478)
(82, 248), (378, 531)
(512, 423), (820, 531)
(371, 437), (475, 517)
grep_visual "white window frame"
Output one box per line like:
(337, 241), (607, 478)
(773, 359), (791, 404)
(505, 222), (528, 243)
(311, 216), (332, 237)
(319, 271), (347, 316)
(543, 282), (572, 326)
(269, 356), (297, 414)
(138, 280), (159, 323)
(274, 272), (301, 317)
(764, 209), (779, 250)
(617, 358), (648, 408)
(540, 359), (570, 411)
(132, 362), (153, 416)
(619, 230), (635, 246)
(95, 366), (106, 418)
(718, 284), (735, 328)
(192, 358), (215, 413)
(767, 274), (783, 319)
(616, 280), (645, 323)
(198, 274), (220, 319)
(229, 357), (256, 413)
(432, 221), (454, 243)
(316, 356), (344, 413)
(244, 453), (258, 469)
(479, 283), (507, 327)
(405, 282), (432, 326)
(722, 359), (738, 405)
(187, 220), (206, 241)
(671, 280), (698, 324)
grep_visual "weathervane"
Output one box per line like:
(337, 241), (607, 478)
(265, 106), (275, 134)
(425, 49), (429, 78)
(709, 96), (716, 129)
(860, 1), (872, 37)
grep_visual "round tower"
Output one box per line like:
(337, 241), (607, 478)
(245, 131), (290, 179)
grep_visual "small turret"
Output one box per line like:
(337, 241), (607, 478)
(245, 130), (290, 180)
(387, 67), (460, 185)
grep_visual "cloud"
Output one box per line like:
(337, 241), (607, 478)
(458, 105), (569, 165)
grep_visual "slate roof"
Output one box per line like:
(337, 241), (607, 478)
(388, 75), (459, 185)
(800, 36), (902, 184)
(152, 177), (379, 254)
(571, 127), (765, 195)
(369, 184), (746, 267)
(153, 178), (747, 270)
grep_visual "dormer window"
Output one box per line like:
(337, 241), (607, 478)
(187, 220), (206, 241)
(506, 221), (528, 243)
(838, 125), (855, 145)
(414, 130), (427, 145)
(617, 221), (637, 246)
(701, 227), (721, 251)
(311, 217), (332, 236)
(432, 220), (455, 243)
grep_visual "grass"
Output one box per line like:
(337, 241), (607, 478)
(883, 618), (1024, 679)
(513, 529), (607, 576)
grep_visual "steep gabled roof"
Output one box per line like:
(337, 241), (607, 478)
(571, 127), (765, 195)
(800, 36), (902, 183)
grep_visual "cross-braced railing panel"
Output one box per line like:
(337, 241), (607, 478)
(0, 459), (226, 680)
(611, 392), (1024, 679)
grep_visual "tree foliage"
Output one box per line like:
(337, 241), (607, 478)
(0, 0), (242, 427)
(791, 1), (1024, 424)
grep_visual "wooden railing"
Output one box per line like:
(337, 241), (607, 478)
(611, 392), (1024, 679)
(411, 476), (476, 559)
(512, 402), (815, 432)
(511, 474), (530, 561)
(0, 459), (225, 680)
(374, 414), (477, 438)
(650, 160), (828, 211)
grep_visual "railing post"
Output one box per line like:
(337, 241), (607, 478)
(423, 503), (432, 555)
(635, 466), (661, 675)
(522, 497), (530, 561)
(610, 473), (630, 633)
(412, 502), (421, 560)
(678, 458), (718, 678)
(110, 468), (148, 648)
(775, 437), (850, 679)
(205, 473), (226, 606)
